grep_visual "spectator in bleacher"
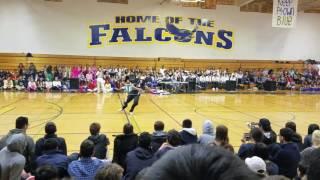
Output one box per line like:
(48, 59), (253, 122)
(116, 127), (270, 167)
(35, 122), (67, 157)
(179, 119), (197, 145)
(87, 122), (110, 159)
(245, 156), (267, 178)
(300, 130), (320, 170)
(68, 140), (107, 179)
(123, 132), (155, 180)
(112, 123), (138, 169)
(28, 63), (37, 81)
(198, 120), (215, 145)
(259, 118), (277, 145)
(95, 163), (124, 180)
(151, 121), (167, 152)
(272, 128), (300, 179)
(156, 129), (182, 159)
(303, 123), (319, 149)
(0, 116), (35, 173)
(238, 128), (264, 160)
(285, 121), (303, 151)
(253, 143), (279, 175)
(35, 138), (69, 178)
(0, 134), (26, 180)
(143, 144), (260, 180)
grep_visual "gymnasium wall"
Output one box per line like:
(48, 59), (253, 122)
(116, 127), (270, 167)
(0, 0), (319, 60)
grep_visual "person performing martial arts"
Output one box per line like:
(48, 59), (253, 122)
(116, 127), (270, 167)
(120, 77), (145, 115)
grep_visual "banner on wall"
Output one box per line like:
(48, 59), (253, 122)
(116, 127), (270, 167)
(272, 0), (298, 28)
(88, 16), (234, 50)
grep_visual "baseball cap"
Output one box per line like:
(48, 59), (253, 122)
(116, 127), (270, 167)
(245, 156), (266, 176)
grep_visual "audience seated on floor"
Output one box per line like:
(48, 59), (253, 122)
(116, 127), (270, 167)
(0, 134), (26, 180)
(68, 139), (109, 179)
(151, 121), (167, 152)
(179, 119), (197, 145)
(35, 122), (67, 158)
(271, 128), (301, 179)
(0, 114), (319, 180)
(198, 120), (215, 145)
(155, 129), (182, 160)
(112, 123), (138, 170)
(35, 138), (69, 178)
(87, 122), (110, 160)
(123, 132), (155, 180)
(0, 116), (35, 173)
(303, 123), (319, 149)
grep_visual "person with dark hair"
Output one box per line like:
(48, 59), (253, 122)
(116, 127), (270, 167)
(35, 138), (69, 178)
(259, 118), (277, 145)
(68, 140), (107, 179)
(156, 129), (182, 159)
(0, 116), (34, 173)
(238, 128), (264, 160)
(285, 121), (303, 151)
(121, 78), (144, 115)
(253, 143), (279, 175)
(272, 128), (300, 179)
(179, 119), (197, 145)
(87, 122), (110, 159)
(32, 165), (59, 180)
(0, 134), (26, 180)
(123, 132), (155, 180)
(142, 144), (260, 180)
(35, 122), (67, 158)
(211, 125), (234, 152)
(198, 120), (215, 145)
(151, 121), (167, 152)
(112, 123), (138, 170)
(303, 123), (319, 149)
(95, 163), (123, 180)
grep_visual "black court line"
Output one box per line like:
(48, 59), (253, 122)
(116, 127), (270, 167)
(29, 102), (64, 138)
(0, 97), (25, 110)
(148, 96), (181, 127)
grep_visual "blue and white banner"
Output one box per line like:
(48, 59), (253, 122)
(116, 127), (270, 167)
(272, 0), (298, 28)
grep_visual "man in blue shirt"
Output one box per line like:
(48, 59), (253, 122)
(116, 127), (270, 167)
(68, 140), (108, 180)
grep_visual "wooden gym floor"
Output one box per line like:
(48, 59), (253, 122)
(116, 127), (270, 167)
(0, 92), (319, 157)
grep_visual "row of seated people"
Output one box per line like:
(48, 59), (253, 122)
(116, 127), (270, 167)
(0, 116), (319, 180)
(1, 63), (320, 92)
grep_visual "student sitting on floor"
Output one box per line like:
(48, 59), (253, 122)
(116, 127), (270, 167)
(3, 76), (14, 90)
(52, 77), (62, 91)
(27, 78), (37, 91)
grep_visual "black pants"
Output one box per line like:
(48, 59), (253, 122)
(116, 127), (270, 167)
(122, 94), (140, 112)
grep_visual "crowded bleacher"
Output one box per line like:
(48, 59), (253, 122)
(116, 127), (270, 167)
(0, 63), (320, 93)
(0, 116), (319, 180)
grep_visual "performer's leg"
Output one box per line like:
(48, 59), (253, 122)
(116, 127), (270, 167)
(129, 95), (140, 112)
(122, 94), (134, 110)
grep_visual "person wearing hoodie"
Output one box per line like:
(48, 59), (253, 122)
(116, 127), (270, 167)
(179, 119), (197, 145)
(87, 122), (110, 159)
(0, 133), (26, 180)
(156, 129), (182, 159)
(112, 123), (138, 170)
(258, 118), (280, 158)
(35, 122), (67, 158)
(198, 120), (215, 145)
(123, 132), (155, 180)
(0, 116), (34, 173)
(35, 138), (69, 178)
(151, 121), (167, 152)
